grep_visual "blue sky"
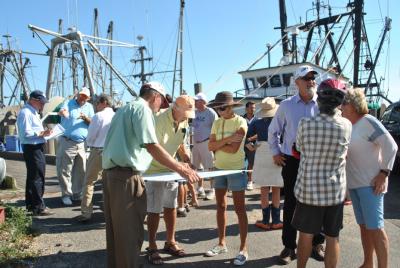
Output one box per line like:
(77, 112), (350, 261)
(1, 0), (399, 103)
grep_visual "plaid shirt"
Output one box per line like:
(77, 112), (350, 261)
(294, 112), (352, 206)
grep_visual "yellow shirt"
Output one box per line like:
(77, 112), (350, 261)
(211, 114), (247, 170)
(146, 107), (189, 174)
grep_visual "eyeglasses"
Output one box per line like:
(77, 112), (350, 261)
(301, 76), (316, 81)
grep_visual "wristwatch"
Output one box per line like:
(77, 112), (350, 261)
(379, 169), (390, 176)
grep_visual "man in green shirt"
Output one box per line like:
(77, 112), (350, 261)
(102, 82), (200, 268)
(145, 95), (195, 265)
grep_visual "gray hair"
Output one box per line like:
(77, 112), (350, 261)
(96, 94), (112, 106)
(343, 88), (369, 115)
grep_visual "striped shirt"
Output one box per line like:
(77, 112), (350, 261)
(294, 112), (352, 206)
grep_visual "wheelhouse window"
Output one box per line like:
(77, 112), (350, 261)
(256, 76), (269, 88)
(244, 78), (256, 90)
(282, 73), (293, 86)
(270, 75), (282, 88)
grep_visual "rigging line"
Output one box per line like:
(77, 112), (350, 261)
(150, 20), (179, 74)
(75, 0), (79, 29)
(184, 9), (198, 83)
(33, 32), (51, 51)
(377, 0), (384, 22)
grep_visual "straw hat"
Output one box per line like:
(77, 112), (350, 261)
(207, 91), (242, 109)
(256, 97), (279, 118)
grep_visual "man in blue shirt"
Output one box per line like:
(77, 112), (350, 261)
(268, 65), (325, 264)
(17, 90), (53, 216)
(57, 87), (94, 205)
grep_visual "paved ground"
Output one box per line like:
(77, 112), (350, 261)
(1, 159), (400, 268)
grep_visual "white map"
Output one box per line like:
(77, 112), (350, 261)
(143, 169), (247, 182)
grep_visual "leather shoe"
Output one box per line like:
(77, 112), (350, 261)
(278, 247), (296, 265)
(75, 214), (91, 223)
(33, 208), (55, 216)
(311, 244), (325, 261)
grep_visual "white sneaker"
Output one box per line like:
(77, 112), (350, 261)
(197, 187), (206, 198)
(205, 245), (228, 257)
(61, 196), (72, 206)
(233, 251), (249, 266)
(246, 181), (254, 191)
(204, 189), (215, 200)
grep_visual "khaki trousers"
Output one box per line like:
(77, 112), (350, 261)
(103, 167), (146, 268)
(81, 148), (103, 217)
(56, 136), (86, 198)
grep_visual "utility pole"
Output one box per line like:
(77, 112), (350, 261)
(131, 35), (153, 85)
(172, 0), (185, 98)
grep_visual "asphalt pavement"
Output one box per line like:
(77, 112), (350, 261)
(1, 159), (400, 268)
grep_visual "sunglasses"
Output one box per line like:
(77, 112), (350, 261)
(217, 106), (228, 112)
(301, 76), (316, 81)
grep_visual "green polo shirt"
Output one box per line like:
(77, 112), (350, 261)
(102, 97), (158, 172)
(146, 107), (189, 174)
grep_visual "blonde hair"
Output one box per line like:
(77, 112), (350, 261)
(343, 88), (369, 115)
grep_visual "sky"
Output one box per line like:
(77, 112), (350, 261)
(0, 0), (399, 104)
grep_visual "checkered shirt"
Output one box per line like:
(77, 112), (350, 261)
(294, 112), (352, 206)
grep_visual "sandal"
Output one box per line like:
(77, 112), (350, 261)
(147, 249), (163, 265)
(163, 241), (186, 257)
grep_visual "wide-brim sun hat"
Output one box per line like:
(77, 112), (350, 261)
(256, 97), (279, 118)
(207, 91), (242, 109)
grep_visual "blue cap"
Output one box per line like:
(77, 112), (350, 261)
(30, 90), (48, 104)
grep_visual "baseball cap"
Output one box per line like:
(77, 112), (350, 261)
(30, 90), (48, 104)
(317, 78), (347, 105)
(174, 95), (195, 118)
(193, 92), (208, 103)
(294, 65), (318, 80)
(78, 87), (91, 98)
(141, 81), (169, 109)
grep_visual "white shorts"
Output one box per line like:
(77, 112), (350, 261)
(145, 181), (179, 213)
(192, 140), (214, 170)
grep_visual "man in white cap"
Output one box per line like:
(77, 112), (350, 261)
(102, 82), (200, 268)
(57, 86), (94, 206)
(192, 92), (218, 201)
(268, 65), (325, 264)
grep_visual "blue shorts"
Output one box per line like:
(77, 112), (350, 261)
(213, 170), (246, 191)
(349, 186), (384, 229)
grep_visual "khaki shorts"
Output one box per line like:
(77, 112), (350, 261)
(192, 140), (214, 170)
(145, 181), (178, 213)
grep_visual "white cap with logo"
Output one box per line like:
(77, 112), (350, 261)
(294, 65), (318, 80)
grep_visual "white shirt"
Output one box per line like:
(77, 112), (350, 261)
(346, 114), (398, 191)
(86, 107), (115, 148)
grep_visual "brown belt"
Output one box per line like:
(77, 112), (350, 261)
(105, 166), (141, 175)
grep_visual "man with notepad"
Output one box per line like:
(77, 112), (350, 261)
(17, 90), (54, 216)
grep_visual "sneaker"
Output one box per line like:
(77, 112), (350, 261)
(205, 245), (228, 257)
(204, 189), (215, 200)
(246, 181), (254, 191)
(61, 196), (73, 206)
(177, 208), (187, 217)
(233, 251), (248, 266)
(311, 244), (325, 262)
(197, 188), (206, 199)
(278, 247), (296, 265)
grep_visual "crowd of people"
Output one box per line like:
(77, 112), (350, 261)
(15, 64), (398, 268)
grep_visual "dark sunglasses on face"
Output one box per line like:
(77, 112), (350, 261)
(301, 76), (316, 81)
(217, 106), (227, 112)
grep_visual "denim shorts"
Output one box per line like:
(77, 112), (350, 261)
(349, 186), (384, 229)
(213, 169), (246, 191)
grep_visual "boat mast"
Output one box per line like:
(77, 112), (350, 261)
(172, 0), (185, 98)
(278, 0), (290, 56)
